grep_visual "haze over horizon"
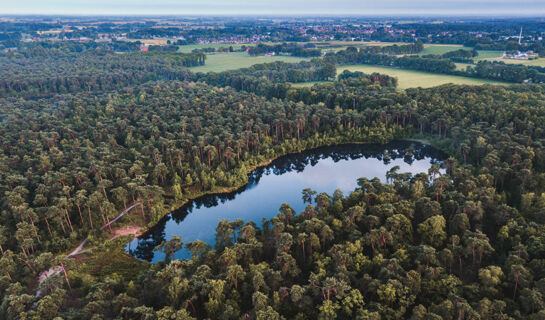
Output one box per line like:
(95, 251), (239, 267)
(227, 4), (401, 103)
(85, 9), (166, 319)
(1, 0), (545, 16)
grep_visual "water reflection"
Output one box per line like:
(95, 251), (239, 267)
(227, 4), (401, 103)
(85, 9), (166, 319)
(127, 141), (445, 262)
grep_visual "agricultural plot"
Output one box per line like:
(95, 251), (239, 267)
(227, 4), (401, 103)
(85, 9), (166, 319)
(336, 65), (506, 89)
(478, 56), (545, 67)
(188, 52), (310, 73)
(475, 50), (504, 59)
(421, 44), (464, 55)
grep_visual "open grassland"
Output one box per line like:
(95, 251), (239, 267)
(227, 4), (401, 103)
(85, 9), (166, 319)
(475, 50), (504, 59)
(189, 52), (310, 73)
(336, 65), (506, 89)
(472, 49), (545, 67)
(477, 56), (545, 67)
(183, 43), (514, 86)
(408, 46), (502, 59)
(179, 42), (504, 62)
(421, 44), (464, 55)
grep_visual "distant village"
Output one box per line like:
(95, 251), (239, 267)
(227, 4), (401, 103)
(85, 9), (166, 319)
(2, 17), (545, 59)
(501, 28), (539, 60)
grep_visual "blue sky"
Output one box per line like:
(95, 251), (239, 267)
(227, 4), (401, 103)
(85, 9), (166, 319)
(1, 0), (544, 16)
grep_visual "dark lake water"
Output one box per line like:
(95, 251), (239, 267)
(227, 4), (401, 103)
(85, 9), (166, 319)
(127, 141), (445, 262)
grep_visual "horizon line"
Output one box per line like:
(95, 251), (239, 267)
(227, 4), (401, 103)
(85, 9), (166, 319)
(2, 13), (545, 18)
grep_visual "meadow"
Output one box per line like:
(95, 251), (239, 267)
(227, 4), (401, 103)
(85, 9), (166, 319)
(336, 65), (506, 89)
(180, 42), (513, 88)
(420, 44), (464, 55)
(478, 56), (545, 67)
(188, 51), (310, 72)
(475, 50), (504, 59)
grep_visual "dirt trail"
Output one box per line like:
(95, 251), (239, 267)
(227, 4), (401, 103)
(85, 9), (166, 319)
(109, 225), (142, 241)
(101, 202), (143, 231)
(37, 201), (142, 294)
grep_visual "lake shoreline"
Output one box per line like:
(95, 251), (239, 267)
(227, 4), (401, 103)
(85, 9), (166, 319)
(143, 139), (408, 232)
(127, 138), (445, 262)
(74, 137), (443, 265)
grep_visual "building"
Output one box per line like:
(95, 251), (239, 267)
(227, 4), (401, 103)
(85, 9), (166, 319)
(502, 51), (536, 60)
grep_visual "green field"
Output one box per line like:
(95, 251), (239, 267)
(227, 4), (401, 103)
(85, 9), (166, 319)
(336, 65), (505, 89)
(189, 52), (310, 73)
(478, 56), (545, 67)
(421, 44), (463, 55)
(182, 43), (512, 88)
(471, 49), (545, 67)
(418, 46), (503, 60)
(475, 50), (504, 59)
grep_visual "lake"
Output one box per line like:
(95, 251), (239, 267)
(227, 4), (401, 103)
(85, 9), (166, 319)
(127, 141), (445, 262)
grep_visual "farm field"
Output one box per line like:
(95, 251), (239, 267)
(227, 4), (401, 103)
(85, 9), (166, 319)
(421, 44), (464, 55)
(475, 50), (504, 59)
(336, 65), (506, 89)
(478, 56), (545, 67)
(188, 51), (309, 72)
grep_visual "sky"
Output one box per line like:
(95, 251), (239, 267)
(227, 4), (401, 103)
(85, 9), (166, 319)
(1, 0), (545, 16)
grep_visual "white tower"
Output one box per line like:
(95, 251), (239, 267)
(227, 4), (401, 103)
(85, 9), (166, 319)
(518, 27), (523, 45)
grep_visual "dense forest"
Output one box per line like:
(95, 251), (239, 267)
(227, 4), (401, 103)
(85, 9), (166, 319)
(2, 34), (545, 319)
(0, 49), (204, 98)
(1, 39), (144, 54)
(3, 40), (543, 103)
(194, 60), (337, 99)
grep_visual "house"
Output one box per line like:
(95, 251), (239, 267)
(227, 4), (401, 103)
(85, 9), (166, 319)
(503, 51), (536, 60)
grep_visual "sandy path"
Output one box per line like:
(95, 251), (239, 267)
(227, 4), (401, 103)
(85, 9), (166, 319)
(109, 225), (142, 241)
(37, 201), (142, 294)
(101, 202), (143, 230)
